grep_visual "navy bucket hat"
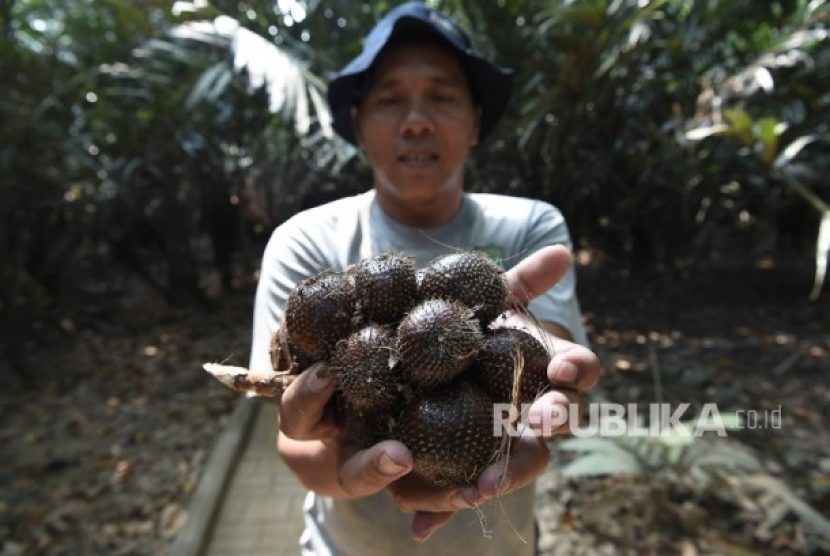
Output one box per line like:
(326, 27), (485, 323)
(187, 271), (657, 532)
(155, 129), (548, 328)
(327, 1), (514, 146)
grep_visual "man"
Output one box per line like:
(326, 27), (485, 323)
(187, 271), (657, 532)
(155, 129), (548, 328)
(249, 2), (601, 554)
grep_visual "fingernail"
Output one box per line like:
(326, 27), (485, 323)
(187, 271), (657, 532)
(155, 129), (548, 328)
(479, 464), (506, 499)
(463, 486), (480, 505)
(308, 369), (333, 393)
(413, 523), (436, 543)
(377, 452), (408, 477)
(529, 402), (569, 436)
(551, 360), (578, 384)
(451, 486), (479, 508)
(414, 529), (434, 543)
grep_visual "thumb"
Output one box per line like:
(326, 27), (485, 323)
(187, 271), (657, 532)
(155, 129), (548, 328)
(505, 245), (572, 307)
(278, 362), (336, 441)
(338, 440), (414, 499)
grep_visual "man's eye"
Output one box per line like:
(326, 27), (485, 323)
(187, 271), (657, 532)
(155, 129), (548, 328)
(374, 96), (400, 106)
(431, 93), (458, 103)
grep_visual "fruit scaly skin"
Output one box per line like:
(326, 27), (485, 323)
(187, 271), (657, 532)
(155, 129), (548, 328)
(395, 381), (500, 487)
(329, 324), (404, 416)
(264, 251), (534, 489)
(269, 327), (317, 375)
(418, 251), (508, 328)
(397, 298), (482, 389)
(473, 327), (551, 406)
(354, 252), (418, 325)
(284, 270), (357, 361)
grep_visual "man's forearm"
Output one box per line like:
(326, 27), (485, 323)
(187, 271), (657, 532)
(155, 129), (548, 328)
(278, 432), (353, 498)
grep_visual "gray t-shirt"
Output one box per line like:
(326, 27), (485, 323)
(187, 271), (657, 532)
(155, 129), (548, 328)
(250, 190), (587, 556)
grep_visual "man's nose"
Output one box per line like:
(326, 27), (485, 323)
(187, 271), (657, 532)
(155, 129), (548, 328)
(399, 100), (435, 136)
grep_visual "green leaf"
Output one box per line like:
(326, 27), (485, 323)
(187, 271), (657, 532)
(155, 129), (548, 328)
(561, 452), (644, 477)
(559, 436), (648, 477)
(724, 109), (753, 131)
(754, 117), (779, 165)
(558, 437), (623, 453)
(725, 109), (754, 146)
(679, 410), (744, 435)
(652, 428), (696, 447)
(741, 475), (830, 541)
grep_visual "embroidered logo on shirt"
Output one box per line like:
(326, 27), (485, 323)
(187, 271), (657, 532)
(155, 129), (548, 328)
(474, 246), (506, 268)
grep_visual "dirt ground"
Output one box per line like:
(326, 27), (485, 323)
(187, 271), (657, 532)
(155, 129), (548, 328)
(536, 255), (830, 556)
(0, 253), (828, 555)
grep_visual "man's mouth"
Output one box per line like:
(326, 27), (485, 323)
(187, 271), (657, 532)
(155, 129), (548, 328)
(398, 153), (438, 166)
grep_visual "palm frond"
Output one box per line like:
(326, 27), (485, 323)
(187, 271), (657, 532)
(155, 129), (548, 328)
(164, 15), (334, 138)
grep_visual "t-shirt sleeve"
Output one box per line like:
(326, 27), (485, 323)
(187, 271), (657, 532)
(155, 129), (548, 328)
(519, 202), (589, 347)
(248, 217), (330, 374)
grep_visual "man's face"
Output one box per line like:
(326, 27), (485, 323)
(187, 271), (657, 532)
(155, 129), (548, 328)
(352, 42), (481, 225)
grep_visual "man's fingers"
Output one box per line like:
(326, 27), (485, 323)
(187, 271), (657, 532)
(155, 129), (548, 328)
(527, 389), (583, 437)
(546, 342), (602, 392)
(477, 433), (549, 500)
(337, 440), (413, 499)
(386, 474), (479, 514)
(410, 511), (455, 543)
(504, 245), (572, 307)
(278, 362), (337, 440)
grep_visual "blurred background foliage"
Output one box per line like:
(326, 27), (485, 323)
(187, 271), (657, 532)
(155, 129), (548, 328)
(1, 0), (828, 373)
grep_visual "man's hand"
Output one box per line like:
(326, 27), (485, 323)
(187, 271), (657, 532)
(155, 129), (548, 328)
(278, 363), (415, 499)
(278, 245), (601, 542)
(401, 245), (601, 541)
(278, 362), (340, 442)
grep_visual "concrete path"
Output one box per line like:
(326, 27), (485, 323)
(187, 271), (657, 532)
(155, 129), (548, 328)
(171, 399), (306, 556)
(173, 398), (560, 556)
(204, 402), (306, 556)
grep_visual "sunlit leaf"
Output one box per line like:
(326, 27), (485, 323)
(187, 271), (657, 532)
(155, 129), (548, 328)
(754, 67), (774, 92)
(652, 427), (696, 447)
(685, 124), (729, 141)
(725, 109), (754, 146)
(185, 61), (232, 109)
(773, 133), (826, 169)
(740, 475), (830, 542)
(308, 86), (334, 139)
(560, 437), (648, 477)
(810, 211), (830, 301)
(559, 437), (623, 453)
(755, 117), (779, 165)
(561, 452), (644, 477)
(161, 15), (331, 138)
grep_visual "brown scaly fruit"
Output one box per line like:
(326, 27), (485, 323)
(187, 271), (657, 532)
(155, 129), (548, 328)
(341, 409), (398, 450)
(473, 327), (551, 406)
(203, 250), (530, 488)
(395, 380), (500, 487)
(397, 298), (482, 389)
(418, 251), (508, 327)
(354, 252), (419, 324)
(329, 324), (404, 416)
(283, 270), (357, 361)
(269, 326), (317, 375)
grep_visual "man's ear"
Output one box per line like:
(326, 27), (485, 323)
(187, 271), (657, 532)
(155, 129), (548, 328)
(350, 106), (363, 147)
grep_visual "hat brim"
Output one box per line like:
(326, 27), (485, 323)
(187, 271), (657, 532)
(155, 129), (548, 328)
(327, 13), (513, 146)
